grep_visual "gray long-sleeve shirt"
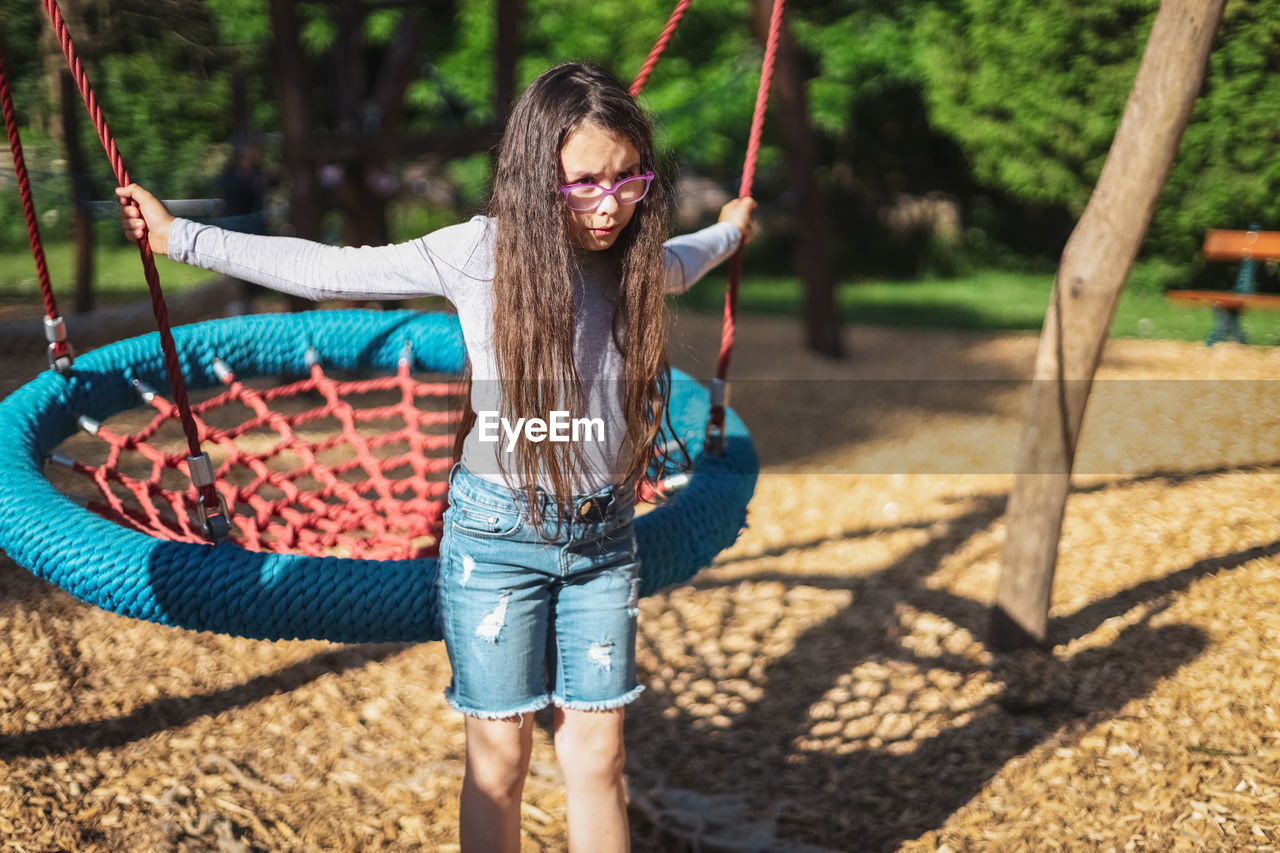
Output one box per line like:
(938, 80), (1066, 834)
(168, 215), (741, 491)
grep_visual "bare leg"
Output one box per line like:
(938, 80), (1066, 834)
(554, 707), (629, 853)
(461, 714), (534, 853)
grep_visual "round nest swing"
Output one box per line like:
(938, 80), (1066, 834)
(0, 0), (777, 644)
(0, 310), (757, 642)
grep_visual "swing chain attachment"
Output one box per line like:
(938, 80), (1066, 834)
(187, 451), (231, 541)
(44, 315), (75, 375)
(703, 378), (729, 455)
(703, 420), (725, 455)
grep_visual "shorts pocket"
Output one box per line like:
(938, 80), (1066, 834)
(450, 502), (525, 538)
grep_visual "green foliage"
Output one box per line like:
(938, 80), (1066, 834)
(1152, 3), (1280, 257)
(1125, 257), (1194, 297)
(204, 0), (271, 45)
(98, 46), (230, 195)
(300, 12), (338, 54)
(388, 202), (465, 244)
(790, 0), (929, 137)
(0, 0), (262, 251)
(916, 0), (1280, 259)
(416, 0), (495, 124)
(445, 153), (494, 209)
(414, 0), (770, 179)
(6, 0), (1274, 282)
(0, 0), (49, 116)
(0, 128), (72, 250)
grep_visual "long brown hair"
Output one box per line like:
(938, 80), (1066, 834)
(452, 63), (677, 531)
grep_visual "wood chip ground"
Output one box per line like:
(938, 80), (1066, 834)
(2, 306), (1279, 851)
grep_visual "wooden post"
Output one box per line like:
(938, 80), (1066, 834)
(991, 0), (1228, 650)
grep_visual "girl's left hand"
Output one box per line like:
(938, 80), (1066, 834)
(115, 184), (173, 256)
(718, 197), (758, 245)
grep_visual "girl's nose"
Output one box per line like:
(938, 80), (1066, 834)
(596, 192), (620, 216)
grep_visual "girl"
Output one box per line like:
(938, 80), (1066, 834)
(119, 63), (755, 853)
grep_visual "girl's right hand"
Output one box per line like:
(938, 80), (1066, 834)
(116, 184), (174, 256)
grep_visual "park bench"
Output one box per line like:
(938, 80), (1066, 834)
(1166, 228), (1280, 345)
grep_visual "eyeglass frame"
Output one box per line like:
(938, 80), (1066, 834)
(558, 171), (655, 212)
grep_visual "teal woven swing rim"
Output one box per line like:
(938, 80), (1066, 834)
(0, 310), (758, 643)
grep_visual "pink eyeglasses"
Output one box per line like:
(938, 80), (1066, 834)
(559, 171), (655, 212)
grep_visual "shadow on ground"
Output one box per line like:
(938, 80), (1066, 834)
(618, 464), (1266, 850)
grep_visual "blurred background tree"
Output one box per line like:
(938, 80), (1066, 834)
(3, 0), (1279, 302)
(917, 0), (1280, 266)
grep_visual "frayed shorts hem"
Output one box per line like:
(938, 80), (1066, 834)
(552, 684), (645, 712)
(446, 692), (552, 720)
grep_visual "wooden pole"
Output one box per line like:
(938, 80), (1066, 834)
(991, 0), (1227, 650)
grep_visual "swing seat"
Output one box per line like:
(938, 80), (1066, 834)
(0, 310), (758, 643)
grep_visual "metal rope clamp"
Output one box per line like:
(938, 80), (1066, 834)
(187, 452), (231, 541)
(702, 378), (729, 455)
(44, 315), (75, 375)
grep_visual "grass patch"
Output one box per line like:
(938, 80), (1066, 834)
(0, 240), (212, 305)
(675, 266), (1280, 346)
(6, 242), (1276, 347)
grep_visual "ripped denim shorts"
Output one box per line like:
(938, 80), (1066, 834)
(436, 462), (643, 719)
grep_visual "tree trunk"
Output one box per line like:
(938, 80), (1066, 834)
(338, 160), (391, 248)
(752, 0), (841, 358)
(269, 0), (321, 312)
(60, 70), (94, 314)
(231, 67), (249, 136)
(495, 0), (524, 124)
(372, 10), (430, 129)
(332, 0), (387, 252)
(991, 0), (1228, 650)
(335, 0), (365, 134)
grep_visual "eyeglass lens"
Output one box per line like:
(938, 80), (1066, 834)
(565, 175), (650, 211)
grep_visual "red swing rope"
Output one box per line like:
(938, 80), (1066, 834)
(36, 0), (222, 524)
(1, 0), (778, 549)
(0, 41), (70, 365)
(632, 0), (787, 444)
(712, 0), (785, 439)
(630, 0), (693, 98)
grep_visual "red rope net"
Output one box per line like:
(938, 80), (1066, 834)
(52, 359), (460, 560)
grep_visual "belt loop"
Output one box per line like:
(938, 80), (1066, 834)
(448, 461), (462, 486)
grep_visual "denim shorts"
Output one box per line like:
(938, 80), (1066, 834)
(435, 462), (643, 718)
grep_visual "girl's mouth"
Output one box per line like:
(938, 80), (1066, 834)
(589, 225), (615, 234)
